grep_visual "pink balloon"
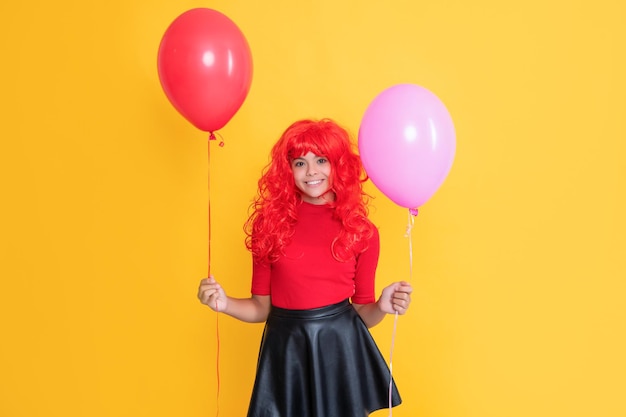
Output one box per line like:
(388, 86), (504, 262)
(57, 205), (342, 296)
(358, 84), (456, 209)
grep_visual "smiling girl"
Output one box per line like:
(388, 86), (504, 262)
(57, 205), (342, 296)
(198, 118), (412, 417)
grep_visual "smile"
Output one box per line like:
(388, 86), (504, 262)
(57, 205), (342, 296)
(306, 180), (323, 185)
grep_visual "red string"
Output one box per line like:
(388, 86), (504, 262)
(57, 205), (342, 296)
(208, 134), (212, 277)
(208, 134), (221, 417)
(215, 301), (221, 417)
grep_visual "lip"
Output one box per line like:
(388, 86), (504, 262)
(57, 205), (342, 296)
(306, 179), (323, 185)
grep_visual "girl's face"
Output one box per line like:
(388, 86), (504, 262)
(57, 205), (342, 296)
(291, 151), (334, 204)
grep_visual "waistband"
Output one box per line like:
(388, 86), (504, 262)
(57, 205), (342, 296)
(270, 299), (352, 319)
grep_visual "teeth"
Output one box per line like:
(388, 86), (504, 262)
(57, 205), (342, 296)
(307, 180), (322, 185)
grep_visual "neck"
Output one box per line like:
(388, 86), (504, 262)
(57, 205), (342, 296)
(301, 191), (336, 205)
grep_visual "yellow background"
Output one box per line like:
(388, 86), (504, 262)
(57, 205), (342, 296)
(1, 1), (624, 416)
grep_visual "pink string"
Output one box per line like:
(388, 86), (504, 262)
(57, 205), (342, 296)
(388, 311), (399, 415)
(388, 209), (417, 416)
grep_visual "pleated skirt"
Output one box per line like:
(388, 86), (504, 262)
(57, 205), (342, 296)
(247, 299), (401, 417)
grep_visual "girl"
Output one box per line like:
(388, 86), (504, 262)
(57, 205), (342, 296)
(198, 118), (413, 417)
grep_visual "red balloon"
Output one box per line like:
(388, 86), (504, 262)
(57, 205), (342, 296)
(157, 8), (253, 133)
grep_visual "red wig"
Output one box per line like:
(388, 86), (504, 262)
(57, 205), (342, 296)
(245, 118), (375, 263)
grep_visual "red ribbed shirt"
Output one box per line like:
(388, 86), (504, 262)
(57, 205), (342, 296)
(251, 201), (379, 309)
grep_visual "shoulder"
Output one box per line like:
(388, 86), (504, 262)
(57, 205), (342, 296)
(359, 220), (379, 253)
(360, 216), (377, 232)
(364, 217), (379, 238)
(369, 224), (380, 245)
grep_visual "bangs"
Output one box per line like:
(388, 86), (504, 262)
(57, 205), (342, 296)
(284, 121), (350, 162)
(286, 132), (324, 160)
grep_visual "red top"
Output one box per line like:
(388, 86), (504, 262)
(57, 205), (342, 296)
(251, 201), (379, 309)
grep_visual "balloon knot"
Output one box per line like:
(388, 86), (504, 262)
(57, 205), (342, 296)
(409, 208), (419, 216)
(209, 132), (225, 147)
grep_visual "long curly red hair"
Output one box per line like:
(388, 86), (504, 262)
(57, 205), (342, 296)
(245, 118), (375, 263)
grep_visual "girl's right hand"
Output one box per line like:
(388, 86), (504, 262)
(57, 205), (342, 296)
(197, 276), (228, 312)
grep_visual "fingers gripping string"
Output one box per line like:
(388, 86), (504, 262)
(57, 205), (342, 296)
(388, 208), (418, 416)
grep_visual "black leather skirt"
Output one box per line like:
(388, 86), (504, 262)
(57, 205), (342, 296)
(247, 299), (401, 417)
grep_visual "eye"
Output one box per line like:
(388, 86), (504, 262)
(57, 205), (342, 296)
(293, 160), (305, 168)
(317, 157), (328, 164)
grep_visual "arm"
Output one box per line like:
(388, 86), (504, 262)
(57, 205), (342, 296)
(197, 276), (271, 323)
(353, 281), (413, 328)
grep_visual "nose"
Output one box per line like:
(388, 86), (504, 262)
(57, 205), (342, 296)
(306, 164), (317, 176)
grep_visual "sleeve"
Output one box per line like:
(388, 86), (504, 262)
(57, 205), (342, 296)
(251, 257), (272, 296)
(351, 227), (380, 304)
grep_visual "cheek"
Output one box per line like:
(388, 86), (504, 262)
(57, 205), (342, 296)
(325, 170), (333, 187)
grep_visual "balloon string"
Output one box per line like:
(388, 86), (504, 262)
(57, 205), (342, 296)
(405, 209), (415, 281)
(215, 300), (221, 417)
(388, 209), (416, 416)
(208, 137), (212, 277)
(388, 310), (398, 416)
(208, 138), (221, 417)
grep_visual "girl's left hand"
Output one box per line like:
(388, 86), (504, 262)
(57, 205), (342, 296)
(379, 281), (413, 315)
